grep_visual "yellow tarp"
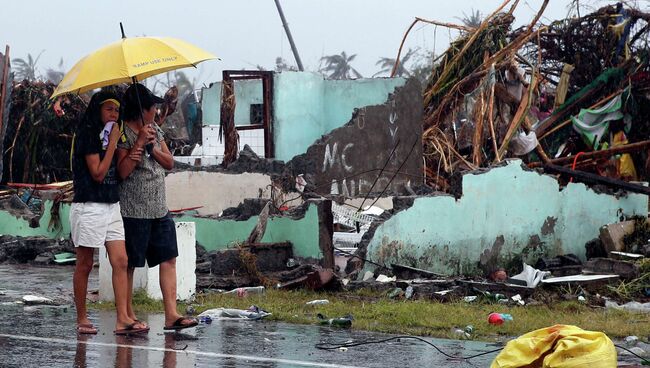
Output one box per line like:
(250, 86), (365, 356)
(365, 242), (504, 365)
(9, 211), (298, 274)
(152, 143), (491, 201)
(491, 324), (616, 368)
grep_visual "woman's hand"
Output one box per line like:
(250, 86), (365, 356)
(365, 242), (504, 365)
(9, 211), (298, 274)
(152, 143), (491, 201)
(128, 146), (144, 162)
(108, 124), (121, 148)
(135, 124), (156, 147)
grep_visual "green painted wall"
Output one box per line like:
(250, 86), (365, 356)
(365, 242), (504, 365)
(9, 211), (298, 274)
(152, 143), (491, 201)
(273, 72), (406, 161)
(1, 201), (323, 260)
(202, 80), (263, 126)
(361, 160), (648, 276)
(175, 203), (322, 259)
(0, 201), (71, 238)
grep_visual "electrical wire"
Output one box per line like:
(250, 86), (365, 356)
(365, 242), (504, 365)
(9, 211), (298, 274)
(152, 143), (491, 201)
(615, 344), (650, 364)
(334, 246), (390, 271)
(316, 339), (650, 364)
(315, 335), (503, 361)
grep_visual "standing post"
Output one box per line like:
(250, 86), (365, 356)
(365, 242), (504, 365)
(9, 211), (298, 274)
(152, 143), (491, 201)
(274, 0), (304, 71)
(0, 45), (10, 138)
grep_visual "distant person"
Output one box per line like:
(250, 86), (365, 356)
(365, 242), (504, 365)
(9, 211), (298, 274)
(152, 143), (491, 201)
(116, 83), (198, 331)
(70, 90), (148, 335)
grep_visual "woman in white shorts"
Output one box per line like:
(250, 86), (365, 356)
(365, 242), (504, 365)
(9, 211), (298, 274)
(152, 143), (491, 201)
(70, 91), (148, 335)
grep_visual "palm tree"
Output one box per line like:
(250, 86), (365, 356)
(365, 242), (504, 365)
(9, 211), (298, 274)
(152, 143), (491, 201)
(45, 58), (65, 84)
(320, 51), (362, 79)
(374, 48), (418, 77)
(457, 9), (483, 28)
(12, 52), (43, 81)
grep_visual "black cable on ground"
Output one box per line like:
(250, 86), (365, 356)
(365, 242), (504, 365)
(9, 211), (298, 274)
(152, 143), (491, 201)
(615, 344), (650, 364)
(316, 339), (649, 364)
(315, 335), (503, 360)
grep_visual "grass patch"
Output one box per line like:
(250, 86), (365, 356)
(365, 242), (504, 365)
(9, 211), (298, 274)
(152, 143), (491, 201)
(97, 289), (650, 342)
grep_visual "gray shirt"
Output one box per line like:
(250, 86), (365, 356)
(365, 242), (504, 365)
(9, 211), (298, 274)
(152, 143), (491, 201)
(118, 123), (168, 219)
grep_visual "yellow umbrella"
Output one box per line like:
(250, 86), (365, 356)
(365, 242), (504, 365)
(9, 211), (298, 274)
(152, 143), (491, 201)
(52, 24), (218, 98)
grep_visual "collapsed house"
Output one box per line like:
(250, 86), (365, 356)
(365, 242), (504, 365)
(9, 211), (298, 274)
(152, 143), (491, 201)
(1, 3), (649, 299)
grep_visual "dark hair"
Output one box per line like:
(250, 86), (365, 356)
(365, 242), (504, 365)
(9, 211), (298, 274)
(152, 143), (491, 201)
(82, 90), (121, 127)
(121, 83), (164, 121)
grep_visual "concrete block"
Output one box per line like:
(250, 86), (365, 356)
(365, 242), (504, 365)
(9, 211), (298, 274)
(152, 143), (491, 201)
(599, 220), (637, 254)
(99, 222), (196, 301)
(584, 257), (639, 280)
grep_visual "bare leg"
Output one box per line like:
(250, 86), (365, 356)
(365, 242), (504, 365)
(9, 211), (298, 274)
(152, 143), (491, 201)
(105, 240), (136, 330)
(125, 267), (137, 321)
(159, 258), (183, 325)
(73, 247), (95, 327)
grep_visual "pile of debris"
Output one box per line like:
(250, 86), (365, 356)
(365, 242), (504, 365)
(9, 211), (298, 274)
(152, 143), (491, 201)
(405, 1), (650, 191)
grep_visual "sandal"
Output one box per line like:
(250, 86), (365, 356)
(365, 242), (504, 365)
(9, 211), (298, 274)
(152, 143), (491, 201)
(76, 323), (98, 335)
(163, 317), (198, 331)
(114, 322), (149, 336)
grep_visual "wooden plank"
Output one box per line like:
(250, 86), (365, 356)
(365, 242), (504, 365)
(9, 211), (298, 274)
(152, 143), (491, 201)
(542, 164), (650, 195)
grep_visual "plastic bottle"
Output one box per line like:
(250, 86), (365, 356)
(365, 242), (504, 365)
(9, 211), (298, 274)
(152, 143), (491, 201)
(405, 286), (414, 300)
(225, 286), (266, 297)
(488, 313), (513, 325)
(306, 299), (330, 306)
(317, 313), (353, 327)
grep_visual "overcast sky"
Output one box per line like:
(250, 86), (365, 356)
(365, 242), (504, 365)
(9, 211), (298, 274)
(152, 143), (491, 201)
(0, 0), (629, 88)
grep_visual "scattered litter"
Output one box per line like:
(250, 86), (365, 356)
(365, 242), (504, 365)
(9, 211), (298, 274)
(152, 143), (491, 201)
(22, 295), (55, 305)
(53, 252), (76, 264)
(306, 299), (330, 306)
(376, 274), (396, 283)
(541, 274), (619, 284)
(362, 271), (374, 282)
(387, 287), (405, 299)
(511, 294), (525, 306)
(463, 296), (478, 303)
(341, 278), (350, 286)
(508, 263), (551, 288)
(605, 300), (650, 313)
(317, 313), (353, 328)
(405, 286), (414, 299)
(198, 315), (212, 324)
(610, 251), (645, 261)
(338, 347), (348, 352)
(628, 347), (648, 358)
(624, 335), (639, 347)
(488, 313), (513, 325)
(453, 325), (473, 339)
(435, 289), (455, 296)
(578, 295), (586, 303)
(223, 286), (265, 297)
(197, 305), (271, 320)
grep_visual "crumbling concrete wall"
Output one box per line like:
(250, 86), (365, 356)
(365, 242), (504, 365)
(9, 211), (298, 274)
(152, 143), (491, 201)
(0, 200), (70, 238)
(174, 200), (330, 263)
(360, 160), (647, 277)
(285, 78), (422, 197)
(273, 72), (407, 161)
(165, 171), (273, 216)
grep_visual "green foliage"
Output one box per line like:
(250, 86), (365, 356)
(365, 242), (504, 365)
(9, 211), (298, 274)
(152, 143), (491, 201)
(374, 48), (418, 78)
(12, 52), (44, 81)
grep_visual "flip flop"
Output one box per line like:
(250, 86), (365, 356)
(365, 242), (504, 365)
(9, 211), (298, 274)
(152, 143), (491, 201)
(163, 317), (199, 331)
(114, 322), (149, 336)
(76, 323), (98, 335)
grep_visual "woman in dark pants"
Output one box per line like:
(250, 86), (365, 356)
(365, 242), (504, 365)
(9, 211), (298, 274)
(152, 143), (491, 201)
(116, 83), (197, 331)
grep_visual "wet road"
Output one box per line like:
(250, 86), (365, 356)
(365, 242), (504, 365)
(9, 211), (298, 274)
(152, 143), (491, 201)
(0, 265), (644, 367)
(0, 265), (499, 367)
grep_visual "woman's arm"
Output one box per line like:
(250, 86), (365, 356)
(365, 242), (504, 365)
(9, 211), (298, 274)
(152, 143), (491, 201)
(117, 124), (152, 179)
(151, 140), (174, 170)
(85, 127), (119, 182)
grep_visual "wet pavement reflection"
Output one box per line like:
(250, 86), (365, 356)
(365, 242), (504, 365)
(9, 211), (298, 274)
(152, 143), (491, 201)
(4, 264), (639, 367)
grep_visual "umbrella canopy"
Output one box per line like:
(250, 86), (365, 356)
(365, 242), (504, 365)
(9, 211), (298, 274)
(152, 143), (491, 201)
(51, 36), (218, 98)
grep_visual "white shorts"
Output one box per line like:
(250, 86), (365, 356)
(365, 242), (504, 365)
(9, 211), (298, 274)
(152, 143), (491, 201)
(70, 202), (125, 248)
